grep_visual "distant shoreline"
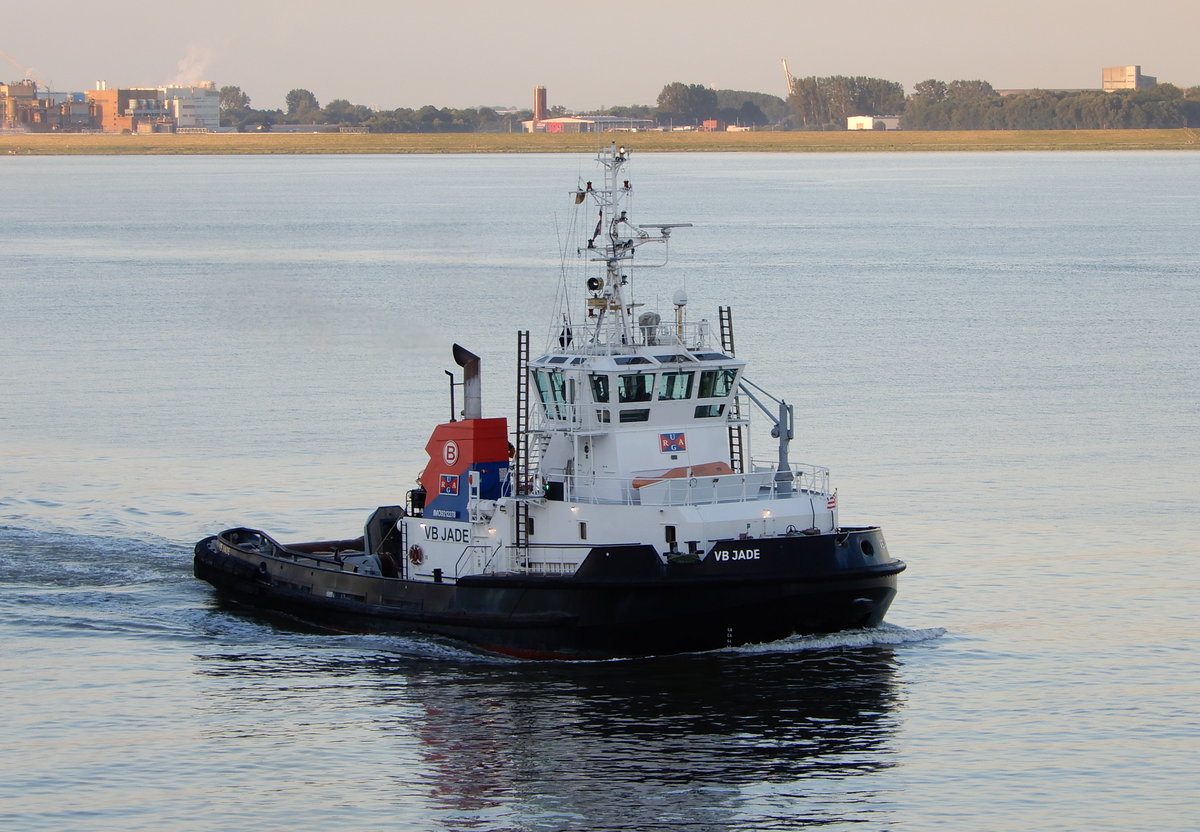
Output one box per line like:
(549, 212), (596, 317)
(3, 129), (1198, 155)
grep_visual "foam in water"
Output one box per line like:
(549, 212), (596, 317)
(727, 622), (947, 655)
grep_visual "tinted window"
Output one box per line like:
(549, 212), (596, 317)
(533, 369), (568, 419)
(590, 374), (610, 403)
(698, 368), (738, 398)
(618, 374), (655, 403)
(658, 371), (694, 400)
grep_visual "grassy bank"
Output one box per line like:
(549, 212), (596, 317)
(3, 128), (1198, 155)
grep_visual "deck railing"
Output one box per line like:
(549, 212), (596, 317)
(559, 319), (716, 352)
(522, 460), (831, 507)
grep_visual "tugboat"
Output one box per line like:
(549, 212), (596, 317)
(194, 144), (905, 659)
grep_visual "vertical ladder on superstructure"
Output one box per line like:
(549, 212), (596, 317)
(719, 306), (745, 474)
(513, 330), (531, 567)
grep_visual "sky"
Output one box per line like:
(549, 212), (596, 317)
(6, 1), (1198, 112)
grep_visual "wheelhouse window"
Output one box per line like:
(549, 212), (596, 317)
(698, 368), (738, 398)
(619, 409), (650, 423)
(532, 368), (569, 419)
(695, 404), (725, 418)
(618, 373), (655, 403)
(658, 371), (694, 400)
(589, 374), (610, 403)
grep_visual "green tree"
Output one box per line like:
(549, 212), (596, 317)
(911, 79), (948, 103)
(218, 85), (252, 128)
(1149, 83), (1183, 100)
(239, 109), (277, 132)
(715, 90), (789, 125)
(602, 104), (655, 119)
(946, 80), (996, 103)
(219, 85), (250, 112)
(655, 82), (718, 125)
(1180, 88), (1200, 126)
(788, 76), (904, 129)
(999, 92), (1057, 129)
(736, 100), (768, 126)
(856, 77), (906, 115)
(285, 88), (321, 122)
(322, 99), (372, 125)
(471, 106), (505, 132)
(366, 108), (416, 132)
(901, 80), (1197, 130)
(788, 77), (830, 127)
(902, 79), (998, 129)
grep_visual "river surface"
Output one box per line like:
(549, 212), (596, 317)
(1, 150), (1197, 831)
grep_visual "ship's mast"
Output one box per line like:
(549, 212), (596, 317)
(574, 144), (689, 350)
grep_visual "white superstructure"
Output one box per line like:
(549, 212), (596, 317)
(407, 144), (838, 580)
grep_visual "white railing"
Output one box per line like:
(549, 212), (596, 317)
(455, 543), (504, 577)
(747, 458), (831, 495)
(561, 319), (716, 352)
(541, 462), (831, 507)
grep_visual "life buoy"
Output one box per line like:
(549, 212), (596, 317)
(407, 544), (425, 566)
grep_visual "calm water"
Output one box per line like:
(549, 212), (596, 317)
(1, 151), (1197, 831)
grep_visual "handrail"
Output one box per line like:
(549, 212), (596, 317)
(455, 543), (504, 577)
(540, 462), (831, 507)
(552, 320), (716, 352)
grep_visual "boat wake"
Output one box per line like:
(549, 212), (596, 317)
(726, 622), (946, 656)
(362, 622), (949, 664)
(193, 606), (515, 664)
(189, 602), (948, 665)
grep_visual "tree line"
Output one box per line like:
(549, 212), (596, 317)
(787, 76), (906, 128)
(219, 78), (1200, 133)
(217, 84), (787, 132)
(219, 86), (522, 132)
(900, 80), (1200, 130)
(785, 75), (1200, 130)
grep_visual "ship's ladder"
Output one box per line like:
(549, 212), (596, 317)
(528, 433), (550, 476)
(514, 330), (531, 566)
(398, 517), (409, 580)
(719, 305), (745, 474)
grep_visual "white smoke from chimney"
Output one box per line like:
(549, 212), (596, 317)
(169, 46), (213, 86)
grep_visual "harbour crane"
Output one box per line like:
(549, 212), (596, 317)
(780, 58), (797, 97)
(1, 48), (50, 92)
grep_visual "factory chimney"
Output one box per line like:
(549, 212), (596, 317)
(533, 85), (547, 121)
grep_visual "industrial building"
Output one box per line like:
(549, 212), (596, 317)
(161, 85), (220, 131)
(1, 81), (92, 131)
(1, 80), (219, 133)
(524, 115), (656, 133)
(523, 85), (654, 133)
(1102, 65), (1157, 92)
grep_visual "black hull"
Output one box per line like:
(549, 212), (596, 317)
(194, 530), (904, 660)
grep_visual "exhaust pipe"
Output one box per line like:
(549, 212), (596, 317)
(452, 344), (482, 420)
